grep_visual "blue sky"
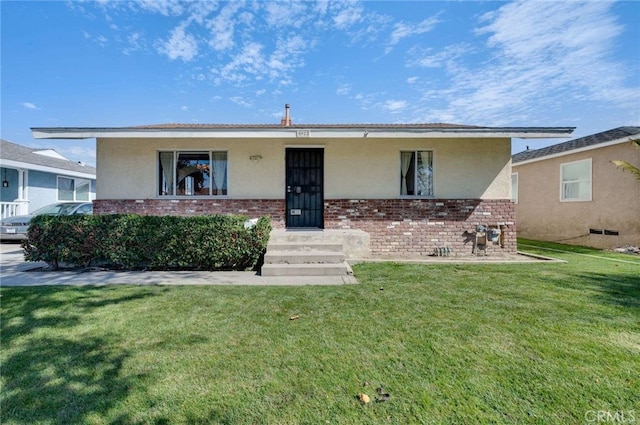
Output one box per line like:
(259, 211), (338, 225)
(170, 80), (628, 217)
(2, 0), (639, 167)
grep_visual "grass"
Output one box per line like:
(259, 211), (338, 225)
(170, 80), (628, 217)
(1, 240), (639, 424)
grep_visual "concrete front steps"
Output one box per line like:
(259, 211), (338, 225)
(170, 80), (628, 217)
(260, 230), (369, 283)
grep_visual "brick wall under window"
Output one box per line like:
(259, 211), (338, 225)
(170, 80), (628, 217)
(94, 198), (515, 256)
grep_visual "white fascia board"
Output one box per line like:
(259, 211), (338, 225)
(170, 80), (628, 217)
(0, 159), (96, 179)
(32, 127), (574, 140)
(363, 130), (572, 139)
(32, 129), (127, 139)
(513, 136), (637, 166)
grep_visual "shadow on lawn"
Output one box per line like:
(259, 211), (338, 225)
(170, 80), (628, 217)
(1, 287), (161, 424)
(571, 271), (640, 309)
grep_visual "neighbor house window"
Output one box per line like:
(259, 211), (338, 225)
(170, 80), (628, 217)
(560, 158), (591, 201)
(400, 151), (433, 196)
(58, 177), (90, 201)
(511, 173), (519, 203)
(158, 151), (227, 196)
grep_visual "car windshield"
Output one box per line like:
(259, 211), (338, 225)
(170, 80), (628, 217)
(31, 203), (81, 216)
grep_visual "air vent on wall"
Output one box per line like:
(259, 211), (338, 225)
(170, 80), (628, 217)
(589, 229), (619, 236)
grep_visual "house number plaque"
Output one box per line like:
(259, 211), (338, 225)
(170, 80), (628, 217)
(296, 130), (310, 137)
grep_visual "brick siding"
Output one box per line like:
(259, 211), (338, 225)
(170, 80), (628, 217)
(94, 198), (515, 257)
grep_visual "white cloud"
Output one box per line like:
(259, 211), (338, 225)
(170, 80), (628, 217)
(206, 2), (243, 52)
(96, 35), (108, 47)
(157, 25), (198, 61)
(332, 2), (364, 29)
(135, 0), (185, 17)
(21, 102), (39, 110)
(54, 144), (97, 167)
(480, 0), (633, 100)
(265, 1), (309, 28)
(389, 16), (440, 46)
(230, 96), (252, 108)
(186, 2), (221, 25)
(74, 1), (381, 88)
(123, 32), (146, 55)
(212, 31), (313, 86)
(214, 41), (265, 84)
(353, 92), (380, 111)
(267, 35), (310, 80)
(66, 145), (96, 161)
(382, 100), (407, 113)
(337, 84), (351, 95)
(413, 0), (639, 125)
(409, 44), (471, 68)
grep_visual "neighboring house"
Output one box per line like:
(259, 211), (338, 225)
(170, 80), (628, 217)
(32, 107), (573, 257)
(0, 139), (96, 219)
(512, 126), (640, 249)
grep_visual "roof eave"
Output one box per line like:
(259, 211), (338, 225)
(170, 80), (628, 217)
(513, 134), (639, 166)
(0, 158), (96, 178)
(31, 126), (575, 140)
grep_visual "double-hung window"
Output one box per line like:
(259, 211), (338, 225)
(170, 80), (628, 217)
(560, 158), (591, 201)
(159, 151), (227, 196)
(400, 150), (433, 196)
(58, 177), (90, 201)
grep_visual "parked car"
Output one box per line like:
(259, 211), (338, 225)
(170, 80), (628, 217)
(0, 202), (93, 241)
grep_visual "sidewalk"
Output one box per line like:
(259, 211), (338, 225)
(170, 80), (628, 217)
(0, 243), (356, 286)
(0, 243), (553, 287)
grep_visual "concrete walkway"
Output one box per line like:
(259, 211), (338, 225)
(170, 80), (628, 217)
(0, 242), (553, 287)
(0, 243), (356, 287)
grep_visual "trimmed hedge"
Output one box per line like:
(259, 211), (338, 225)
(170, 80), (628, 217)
(23, 214), (271, 271)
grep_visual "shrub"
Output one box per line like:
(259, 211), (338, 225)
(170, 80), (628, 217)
(23, 214), (272, 271)
(23, 214), (102, 269)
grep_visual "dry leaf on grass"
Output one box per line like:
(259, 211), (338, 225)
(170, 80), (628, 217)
(358, 393), (371, 404)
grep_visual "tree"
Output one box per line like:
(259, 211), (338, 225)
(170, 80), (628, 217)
(612, 139), (640, 181)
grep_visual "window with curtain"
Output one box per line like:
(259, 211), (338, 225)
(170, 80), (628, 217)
(511, 173), (519, 203)
(58, 177), (90, 201)
(400, 150), (433, 196)
(561, 158), (591, 201)
(158, 151), (227, 196)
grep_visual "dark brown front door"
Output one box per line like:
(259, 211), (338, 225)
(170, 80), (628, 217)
(285, 148), (324, 228)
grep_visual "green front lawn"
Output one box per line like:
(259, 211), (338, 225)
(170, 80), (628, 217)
(2, 240), (638, 424)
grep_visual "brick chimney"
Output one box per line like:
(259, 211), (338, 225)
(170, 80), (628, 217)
(280, 103), (292, 126)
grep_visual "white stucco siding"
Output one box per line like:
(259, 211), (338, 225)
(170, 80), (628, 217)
(97, 138), (156, 199)
(432, 138), (511, 199)
(96, 137), (512, 200)
(325, 139), (395, 198)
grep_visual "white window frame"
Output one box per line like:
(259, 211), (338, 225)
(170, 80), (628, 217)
(400, 150), (434, 198)
(511, 172), (519, 204)
(158, 150), (228, 198)
(57, 176), (91, 201)
(560, 158), (592, 202)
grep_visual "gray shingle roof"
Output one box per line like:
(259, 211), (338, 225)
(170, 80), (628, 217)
(512, 126), (640, 164)
(0, 139), (96, 175)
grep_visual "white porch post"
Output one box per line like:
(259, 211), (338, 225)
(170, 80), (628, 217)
(17, 169), (29, 214)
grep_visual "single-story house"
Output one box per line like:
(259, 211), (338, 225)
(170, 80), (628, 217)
(32, 106), (573, 257)
(512, 126), (640, 249)
(0, 139), (96, 219)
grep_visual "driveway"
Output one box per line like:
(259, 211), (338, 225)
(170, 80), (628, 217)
(1, 242), (47, 272)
